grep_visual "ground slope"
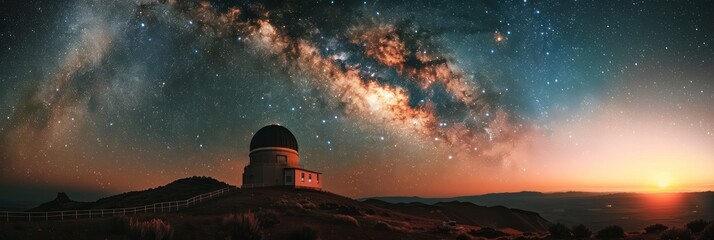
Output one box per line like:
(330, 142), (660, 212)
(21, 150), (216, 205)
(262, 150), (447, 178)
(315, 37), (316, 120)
(8, 178), (553, 240)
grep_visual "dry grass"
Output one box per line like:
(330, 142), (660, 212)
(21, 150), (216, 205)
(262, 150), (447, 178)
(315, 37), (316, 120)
(107, 215), (130, 234)
(469, 227), (510, 239)
(128, 218), (174, 240)
(222, 211), (263, 240)
(257, 209), (281, 228)
(327, 214), (360, 226)
(375, 221), (396, 231)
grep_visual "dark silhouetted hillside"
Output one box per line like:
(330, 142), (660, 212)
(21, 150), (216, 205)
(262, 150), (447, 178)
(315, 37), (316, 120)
(363, 199), (550, 232)
(29, 176), (230, 211)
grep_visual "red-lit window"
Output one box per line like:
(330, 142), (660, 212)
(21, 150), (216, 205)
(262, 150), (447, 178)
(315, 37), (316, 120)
(309, 174), (312, 183)
(301, 172), (305, 182)
(317, 174), (320, 183)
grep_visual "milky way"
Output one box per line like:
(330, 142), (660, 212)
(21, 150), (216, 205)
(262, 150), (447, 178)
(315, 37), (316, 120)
(1, 0), (713, 199)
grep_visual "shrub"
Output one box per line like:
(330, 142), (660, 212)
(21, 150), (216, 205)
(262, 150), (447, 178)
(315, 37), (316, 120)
(572, 224), (592, 238)
(687, 220), (710, 234)
(645, 224), (669, 234)
(288, 226), (319, 240)
(375, 221), (392, 231)
(364, 209), (376, 215)
(13, 224), (27, 231)
(548, 223), (572, 238)
(128, 218), (174, 240)
(107, 215), (130, 234)
(328, 214), (359, 226)
(223, 211), (262, 240)
(319, 202), (338, 210)
(274, 199), (303, 209)
(469, 227), (510, 239)
(699, 223), (714, 240)
(298, 199), (317, 209)
(456, 233), (473, 240)
(659, 228), (692, 240)
(336, 205), (362, 216)
(257, 210), (280, 228)
(596, 225), (625, 238)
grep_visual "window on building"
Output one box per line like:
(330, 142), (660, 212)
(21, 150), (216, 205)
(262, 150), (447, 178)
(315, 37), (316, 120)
(276, 155), (287, 164)
(301, 172), (305, 182)
(317, 174), (320, 183)
(286, 174), (292, 183)
(309, 174), (312, 182)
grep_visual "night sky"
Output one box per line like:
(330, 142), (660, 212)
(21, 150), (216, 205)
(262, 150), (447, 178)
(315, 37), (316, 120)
(1, 0), (713, 201)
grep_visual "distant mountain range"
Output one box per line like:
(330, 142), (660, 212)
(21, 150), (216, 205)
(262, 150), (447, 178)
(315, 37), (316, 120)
(363, 199), (550, 232)
(364, 191), (714, 231)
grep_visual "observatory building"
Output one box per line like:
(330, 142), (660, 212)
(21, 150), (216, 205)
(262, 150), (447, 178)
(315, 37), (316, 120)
(242, 125), (322, 190)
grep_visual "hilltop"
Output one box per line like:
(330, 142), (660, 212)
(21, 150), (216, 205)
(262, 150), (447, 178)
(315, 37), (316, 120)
(4, 177), (552, 240)
(29, 176), (230, 212)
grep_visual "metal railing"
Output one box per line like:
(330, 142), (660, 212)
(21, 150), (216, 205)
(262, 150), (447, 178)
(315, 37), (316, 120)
(1, 187), (234, 222)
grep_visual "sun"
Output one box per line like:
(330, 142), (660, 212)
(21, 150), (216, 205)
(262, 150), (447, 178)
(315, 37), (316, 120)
(651, 172), (674, 191)
(656, 179), (671, 190)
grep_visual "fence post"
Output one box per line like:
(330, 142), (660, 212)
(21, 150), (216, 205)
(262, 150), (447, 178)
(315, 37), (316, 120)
(75, 210), (78, 219)
(46, 212), (48, 221)
(28, 212), (31, 222)
(101, 209), (104, 217)
(61, 211), (63, 220)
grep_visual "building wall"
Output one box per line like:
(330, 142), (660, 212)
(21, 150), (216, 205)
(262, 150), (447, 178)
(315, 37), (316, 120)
(286, 169), (322, 190)
(242, 164), (285, 188)
(248, 147), (300, 168)
(242, 147), (322, 190)
(242, 148), (300, 188)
